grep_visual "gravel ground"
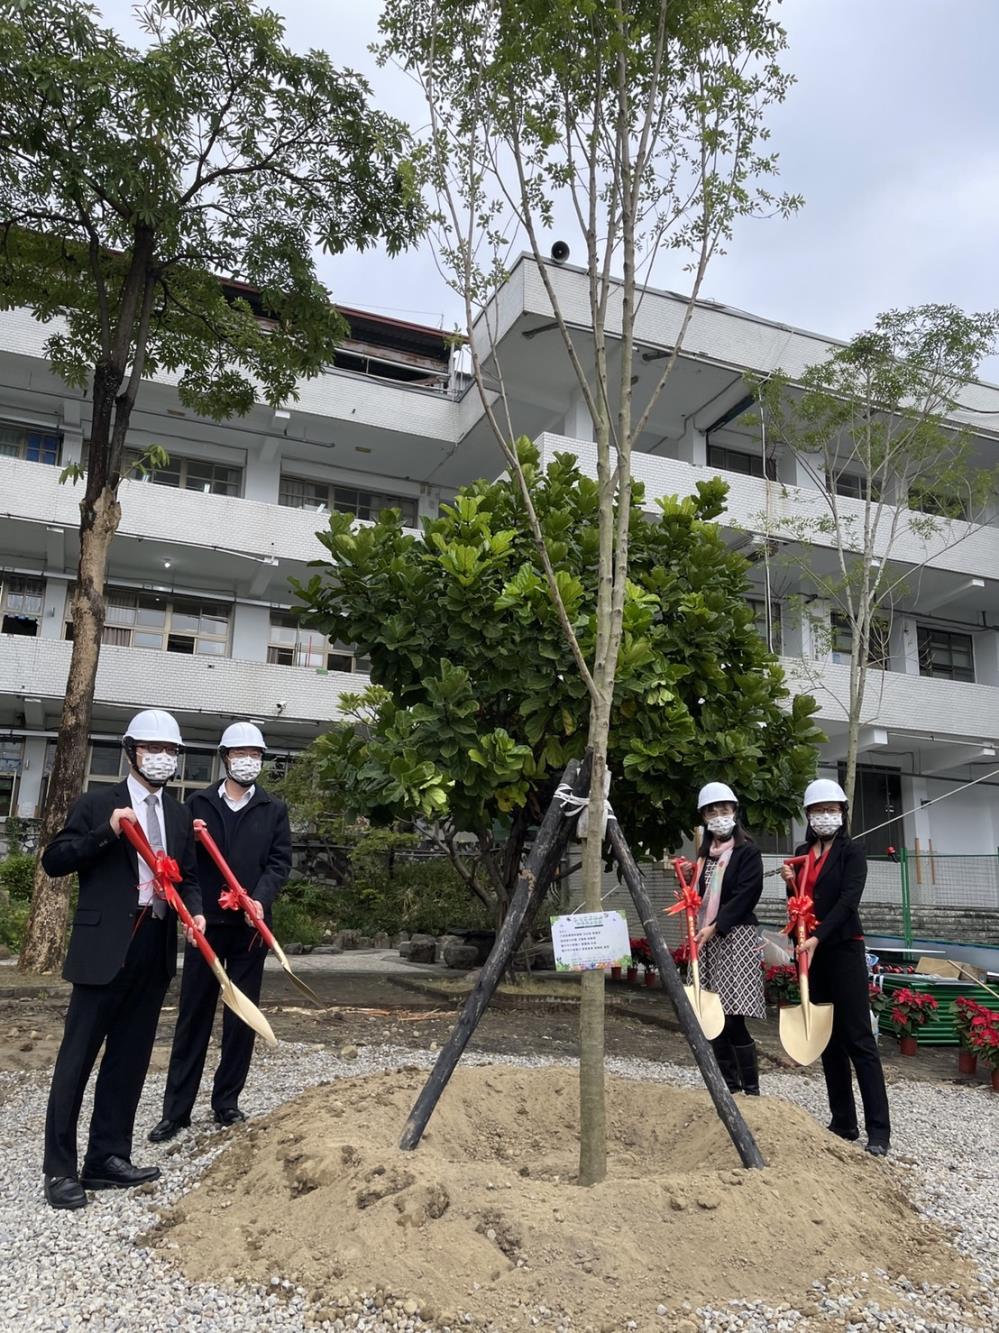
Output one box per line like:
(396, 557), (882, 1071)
(1, 1044), (996, 1333)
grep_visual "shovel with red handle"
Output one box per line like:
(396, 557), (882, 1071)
(667, 858), (725, 1040)
(120, 817), (277, 1045)
(192, 819), (322, 1007)
(779, 852), (833, 1065)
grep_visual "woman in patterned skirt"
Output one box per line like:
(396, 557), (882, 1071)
(689, 782), (766, 1095)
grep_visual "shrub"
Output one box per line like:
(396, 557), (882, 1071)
(0, 853), (35, 902)
(0, 899), (30, 951)
(271, 879), (337, 947)
(333, 856), (493, 936)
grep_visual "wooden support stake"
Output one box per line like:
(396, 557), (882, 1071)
(399, 755), (591, 1150)
(605, 817), (766, 1170)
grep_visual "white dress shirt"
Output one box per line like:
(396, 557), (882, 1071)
(126, 772), (168, 906)
(219, 780), (255, 811)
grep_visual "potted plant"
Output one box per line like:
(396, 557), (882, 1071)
(885, 987), (938, 1054)
(965, 1007), (999, 1090)
(764, 964), (800, 1009)
(953, 997), (989, 1075)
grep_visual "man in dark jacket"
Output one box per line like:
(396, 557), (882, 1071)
(149, 722), (291, 1141)
(41, 709), (204, 1210)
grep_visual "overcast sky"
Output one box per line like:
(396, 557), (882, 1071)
(99, 0), (999, 375)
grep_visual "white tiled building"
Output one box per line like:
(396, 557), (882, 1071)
(3, 256), (999, 874)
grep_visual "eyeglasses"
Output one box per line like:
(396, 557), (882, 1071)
(136, 743), (179, 756)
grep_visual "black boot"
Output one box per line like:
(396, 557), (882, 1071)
(733, 1042), (760, 1095)
(710, 1037), (742, 1093)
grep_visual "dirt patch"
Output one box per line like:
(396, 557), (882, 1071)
(153, 1065), (975, 1330)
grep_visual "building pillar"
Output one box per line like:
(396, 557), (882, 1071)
(896, 616), (920, 676)
(675, 419), (706, 466)
(972, 628), (999, 687)
(244, 437), (282, 503)
(230, 603), (270, 663)
(16, 736), (48, 818)
(563, 387), (594, 443)
(39, 578), (68, 641)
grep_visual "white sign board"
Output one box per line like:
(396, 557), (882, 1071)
(550, 910), (632, 972)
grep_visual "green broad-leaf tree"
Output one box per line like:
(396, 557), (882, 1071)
(293, 446), (822, 924)
(1, 0), (425, 974)
(376, 0), (800, 1182)
(751, 304), (999, 812)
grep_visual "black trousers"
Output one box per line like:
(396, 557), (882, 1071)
(809, 937), (891, 1144)
(44, 913), (169, 1178)
(161, 919), (266, 1120)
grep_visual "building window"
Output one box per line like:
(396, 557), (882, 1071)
(1, 575), (44, 637)
(826, 471), (879, 501)
(123, 450), (242, 497)
(917, 626), (974, 683)
(66, 588), (231, 655)
(908, 485), (968, 521)
(0, 739), (22, 817)
(707, 444), (777, 482)
(0, 422), (61, 465)
(830, 613), (890, 669)
(746, 597), (782, 653)
(267, 612), (370, 673)
(85, 742), (218, 801)
(278, 474), (418, 525)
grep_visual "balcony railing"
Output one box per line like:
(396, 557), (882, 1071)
(0, 633), (364, 725)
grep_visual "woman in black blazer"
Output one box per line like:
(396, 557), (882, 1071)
(779, 778), (890, 1155)
(688, 782), (766, 1096)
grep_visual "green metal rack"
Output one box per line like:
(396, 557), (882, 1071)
(877, 974), (998, 1046)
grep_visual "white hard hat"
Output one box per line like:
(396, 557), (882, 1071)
(219, 721), (267, 752)
(124, 709), (184, 746)
(697, 782), (737, 810)
(804, 778), (847, 808)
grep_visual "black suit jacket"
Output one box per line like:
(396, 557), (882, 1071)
(791, 833), (866, 946)
(186, 784), (292, 924)
(42, 779), (202, 986)
(697, 841), (763, 936)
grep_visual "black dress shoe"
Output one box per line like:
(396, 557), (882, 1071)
(148, 1116), (190, 1144)
(44, 1176), (87, 1210)
(213, 1107), (247, 1126)
(865, 1141), (890, 1157)
(80, 1156), (162, 1189)
(828, 1121), (860, 1142)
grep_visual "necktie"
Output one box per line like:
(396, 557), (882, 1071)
(144, 794), (168, 919)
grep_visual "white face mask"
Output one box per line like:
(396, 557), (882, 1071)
(228, 755), (262, 786)
(138, 752), (178, 786)
(809, 812), (843, 838)
(706, 815), (736, 838)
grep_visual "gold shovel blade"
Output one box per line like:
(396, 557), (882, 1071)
(269, 939), (323, 1007)
(210, 958), (278, 1046)
(683, 983), (726, 1040)
(779, 999), (834, 1065)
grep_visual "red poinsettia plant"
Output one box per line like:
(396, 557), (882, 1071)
(629, 937), (655, 970)
(953, 997), (995, 1050)
(764, 963), (800, 1007)
(966, 1014), (999, 1069)
(885, 987), (938, 1039)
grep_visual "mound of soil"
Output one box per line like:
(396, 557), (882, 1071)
(154, 1066), (972, 1329)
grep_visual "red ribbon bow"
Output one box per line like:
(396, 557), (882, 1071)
(784, 891), (818, 937)
(666, 883), (702, 917)
(218, 888), (242, 912)
(152, 851), (181, 898)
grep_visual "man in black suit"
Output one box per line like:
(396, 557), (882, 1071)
(41, 709), (205, 1210)
(149, 722), (291, 1142)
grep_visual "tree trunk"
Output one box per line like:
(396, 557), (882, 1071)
(18, 486), (121, 973)
(577, 726), (610, 1186)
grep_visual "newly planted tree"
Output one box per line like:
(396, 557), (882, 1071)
(377, 0), (799, 1180)
(1, 0), (424, 972)
(752, 305), (999, 809)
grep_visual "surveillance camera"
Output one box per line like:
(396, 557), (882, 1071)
(550, 240), (570, 264)
(276, 700), (287, 711)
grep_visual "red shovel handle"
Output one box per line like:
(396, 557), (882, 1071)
(193, 820), (278, 952)
(119, 817), (221, 969)
(670, 857), (702, 964)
